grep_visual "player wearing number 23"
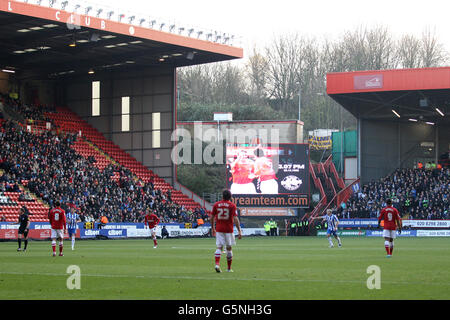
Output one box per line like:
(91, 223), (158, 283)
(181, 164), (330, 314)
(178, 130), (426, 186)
(211, 189), (242, 273)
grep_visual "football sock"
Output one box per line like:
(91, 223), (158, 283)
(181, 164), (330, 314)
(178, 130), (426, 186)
(337, 237), (342, 245)
(71, 237), (75, 249)
(226, 250), (233, 270)
(59, 241), (63, 254)
(18, 238), (21, 248)
(52, 240), (56, 253)
(153, 238), (157, 246)
(384, 241), (391, 255)
(24, 240), (28, 250)
(390, 242), (394, 255)
(215, 249), (221, 265)
(328, 238), (333, 246)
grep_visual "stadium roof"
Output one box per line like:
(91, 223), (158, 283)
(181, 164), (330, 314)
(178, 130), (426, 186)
(0, 0), (243, 79)
(326, 67), (450, 126)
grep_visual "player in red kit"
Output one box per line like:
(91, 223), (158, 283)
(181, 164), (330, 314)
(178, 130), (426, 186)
(144, 209), (160, 248)
(48, 201), (67, 257)
(229, 151), (257, 194)
(211, 189), (242, 273)
(378, 199), (402, 258)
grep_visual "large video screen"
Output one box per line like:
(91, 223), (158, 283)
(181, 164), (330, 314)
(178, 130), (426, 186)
(226, 143), (309, 208)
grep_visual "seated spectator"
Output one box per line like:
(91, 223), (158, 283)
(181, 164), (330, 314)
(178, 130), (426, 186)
(345, 167), (449, 219)
(0, 105), (208, 224)
(18, 192), (34, 202)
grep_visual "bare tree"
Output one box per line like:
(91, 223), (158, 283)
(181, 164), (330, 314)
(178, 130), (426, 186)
(246, 47), (269, 103)
(338, 25), (397, 71)
(265, 33), (304, 112)
(210, 62), (248, 105)
(420, 27), (448, 67)
(396, 34), (422, 69)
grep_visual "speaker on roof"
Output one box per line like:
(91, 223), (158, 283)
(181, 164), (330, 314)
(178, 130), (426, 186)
(419, 98), (428, 107)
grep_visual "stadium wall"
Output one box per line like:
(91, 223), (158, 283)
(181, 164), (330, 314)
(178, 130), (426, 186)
(176, 120), (304, 144)
(59, 67), (176, 184)
(359, 119), (445, 183)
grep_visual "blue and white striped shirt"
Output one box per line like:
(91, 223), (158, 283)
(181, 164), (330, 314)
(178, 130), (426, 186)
(66, 212), (79, 229)
(323, 214), (339, 231)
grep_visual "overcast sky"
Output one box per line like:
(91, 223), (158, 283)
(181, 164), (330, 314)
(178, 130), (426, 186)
(92, 0), (450, 58)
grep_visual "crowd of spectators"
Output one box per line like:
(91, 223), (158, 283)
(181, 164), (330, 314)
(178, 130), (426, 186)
(0, 117), (208, 225)
(340, 167), (449, 220)
(0, 93), (55, 123)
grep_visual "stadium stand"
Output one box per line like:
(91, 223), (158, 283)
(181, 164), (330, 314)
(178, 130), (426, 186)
(344, 168), (449, 220)
(0, 97), (208, 224)
(44, 107), (200, 208)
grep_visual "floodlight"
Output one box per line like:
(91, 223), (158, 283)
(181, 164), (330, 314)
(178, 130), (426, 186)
(435, 108), (444, 117)
(392, 109), (401, 118)
(139, 18), (146, 26)
(107, 11), (114, 19)
(169, 24), (175, 32)
(49, 0), (57, 8)
(159, 22), (165, 30)
(85, 6), (92, 15)
(196, 30), (203, 39)
(149, 20), (156, 28)
(96, 9), (103, 17)
(188, 28), (194, 36)
(128, 16), (135, 24)
(178, 27), (184, 34)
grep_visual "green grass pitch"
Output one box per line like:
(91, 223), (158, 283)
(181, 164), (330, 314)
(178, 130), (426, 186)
(1, 237), (449, 300)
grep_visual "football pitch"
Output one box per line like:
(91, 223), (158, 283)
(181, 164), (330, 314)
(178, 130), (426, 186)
(1, 237), (449, 300)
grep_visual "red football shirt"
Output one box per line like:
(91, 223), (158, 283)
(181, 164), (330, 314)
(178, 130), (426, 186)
(231, 160), (254, 184)
(378, 206), (401, 230)
(212, 200), (237, 233)
(48, 207), (66, 230)
(254, 157), (277, 182)
(145, 213), (160, 228)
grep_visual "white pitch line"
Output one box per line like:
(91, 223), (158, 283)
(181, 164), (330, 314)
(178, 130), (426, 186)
(1, 271), (449, 287)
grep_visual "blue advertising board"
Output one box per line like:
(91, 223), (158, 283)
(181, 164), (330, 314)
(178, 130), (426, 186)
(366, 230), (417, 237)
(80, 229), (127, 239)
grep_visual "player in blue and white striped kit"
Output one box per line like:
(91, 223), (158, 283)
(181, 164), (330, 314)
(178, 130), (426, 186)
(311, 209), (342, 248)
(66, 207), (81, 250)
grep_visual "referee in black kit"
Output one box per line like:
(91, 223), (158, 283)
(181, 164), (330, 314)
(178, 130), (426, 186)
(11, 206), (31, 252)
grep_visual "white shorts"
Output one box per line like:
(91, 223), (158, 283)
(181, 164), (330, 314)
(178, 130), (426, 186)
(231, 183), (256, 194)
(51, 229), (64, 239)
(148, 227), (156, 234)
(216, 232), (236, 247)
(260, 179), (278, 194)
(383, 229), (397, 239)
